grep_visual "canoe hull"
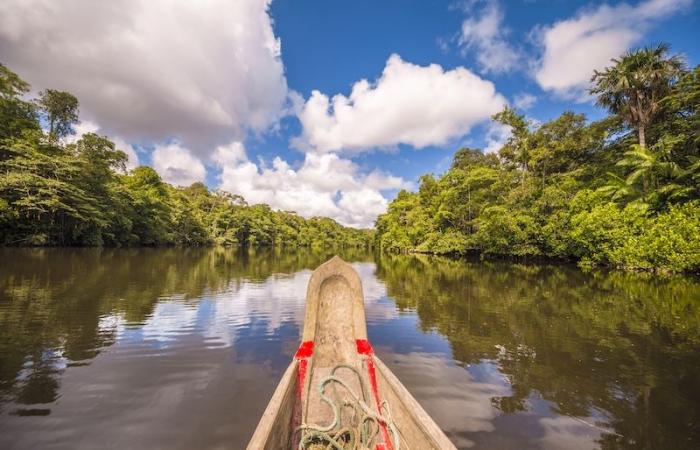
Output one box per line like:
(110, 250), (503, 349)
(246, 360), (298, 450)
(372, 356), (456, 449)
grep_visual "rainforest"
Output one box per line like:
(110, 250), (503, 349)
(2, 44), (699, 272)
(375, 45), (700, 273)
(0, 64), (372, 250)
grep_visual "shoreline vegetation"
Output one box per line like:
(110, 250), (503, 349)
(375, 45), (699, 274)
(0, 64), (372, 250)
(1, 44), (699, 273)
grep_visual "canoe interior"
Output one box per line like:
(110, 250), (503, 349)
(247, 355), (455, 449)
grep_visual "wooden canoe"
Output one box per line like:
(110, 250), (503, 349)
(247, 256), (457, 450)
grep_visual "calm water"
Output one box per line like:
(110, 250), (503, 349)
(0, 248), (699, 449)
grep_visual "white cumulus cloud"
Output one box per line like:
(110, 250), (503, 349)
(152, 143), (206, 186)
(458, 1), (520, 74)
(0, 0), (288, 153)
(293, 54), (507, 154)
(533, 0), (692, 98)
(213, 142), (410, 228)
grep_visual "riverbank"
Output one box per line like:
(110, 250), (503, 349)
(381, 200), (700, 274)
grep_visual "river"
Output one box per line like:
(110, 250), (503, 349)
(0, 248), (698, 449)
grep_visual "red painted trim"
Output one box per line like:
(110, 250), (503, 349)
(295, 341), (314, 408)
(366, 357), (393, 449)
(294, 341), (314, 429)
(296, 358), (308, 401)
(357, 339), (393, 450)
(356, 338), (373, 355)
(295, 340), (314, 359)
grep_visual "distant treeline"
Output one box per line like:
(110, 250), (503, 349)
(0, 64), (372, 249)
(376, 44), (700, 272)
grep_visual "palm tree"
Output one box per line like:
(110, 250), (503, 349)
(599, 143), (684, 203)
(598, 172), (641, 203)
(591, 43), (685, 149)
(657, 156), (700, 202)
(619, 144), (682, 194)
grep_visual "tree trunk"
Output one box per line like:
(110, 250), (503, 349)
(49, 117), (56, 143)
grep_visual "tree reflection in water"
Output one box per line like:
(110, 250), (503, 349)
(0, 248), (698, 449)
(375, 253), (700, 449)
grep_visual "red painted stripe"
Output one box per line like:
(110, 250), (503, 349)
(295, 340), (314, 404)
(356, 338), (373, 355)
(296, 358), (308, 401)
(357, 339), (393, 450)
(366, 357), (393, 449)
(294, 341), (314, 429)
(296, 340), (314, 359)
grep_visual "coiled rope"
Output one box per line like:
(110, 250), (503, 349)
(296, 364), (401, 450)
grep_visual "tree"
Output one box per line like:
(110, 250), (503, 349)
(0, 64), (30, 99)
(0, 131), (107, 245)
(591, 43), (685, 149)
(71, 133), (128, 187)
(617, 144), (681, 196)
(598, 173), (641, 204)
(0, 64), (39, 145)
(375, 59), (700, 272)
(0, 64), (374, 248)
(451, 147), (499, 170)
(122, 167), (172, 245)
(647, 66), (700, 203)
(528, 112), (601, 184)
(37, 89), (79, 142)
(493, 107), (532, 185)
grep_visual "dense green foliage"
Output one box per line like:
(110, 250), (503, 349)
(0, 64), (372, 249)
(376, 46), (700, 272)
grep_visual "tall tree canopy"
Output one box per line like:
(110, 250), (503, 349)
(0, 64), (38, 145)
(591, 43), (685, 149)
(37, 89), (79, 142)
(377, 45), (699, 273)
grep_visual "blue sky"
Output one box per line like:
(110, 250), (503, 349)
(264, 0), (699, 182)
(1, 0), (698, 227)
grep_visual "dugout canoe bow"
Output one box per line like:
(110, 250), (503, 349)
(246, 256), (457, 450)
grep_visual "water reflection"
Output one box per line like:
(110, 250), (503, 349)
(374, 254), (700, 449)
(0, 248), (698, 449)
(0, 247), (372, 448)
